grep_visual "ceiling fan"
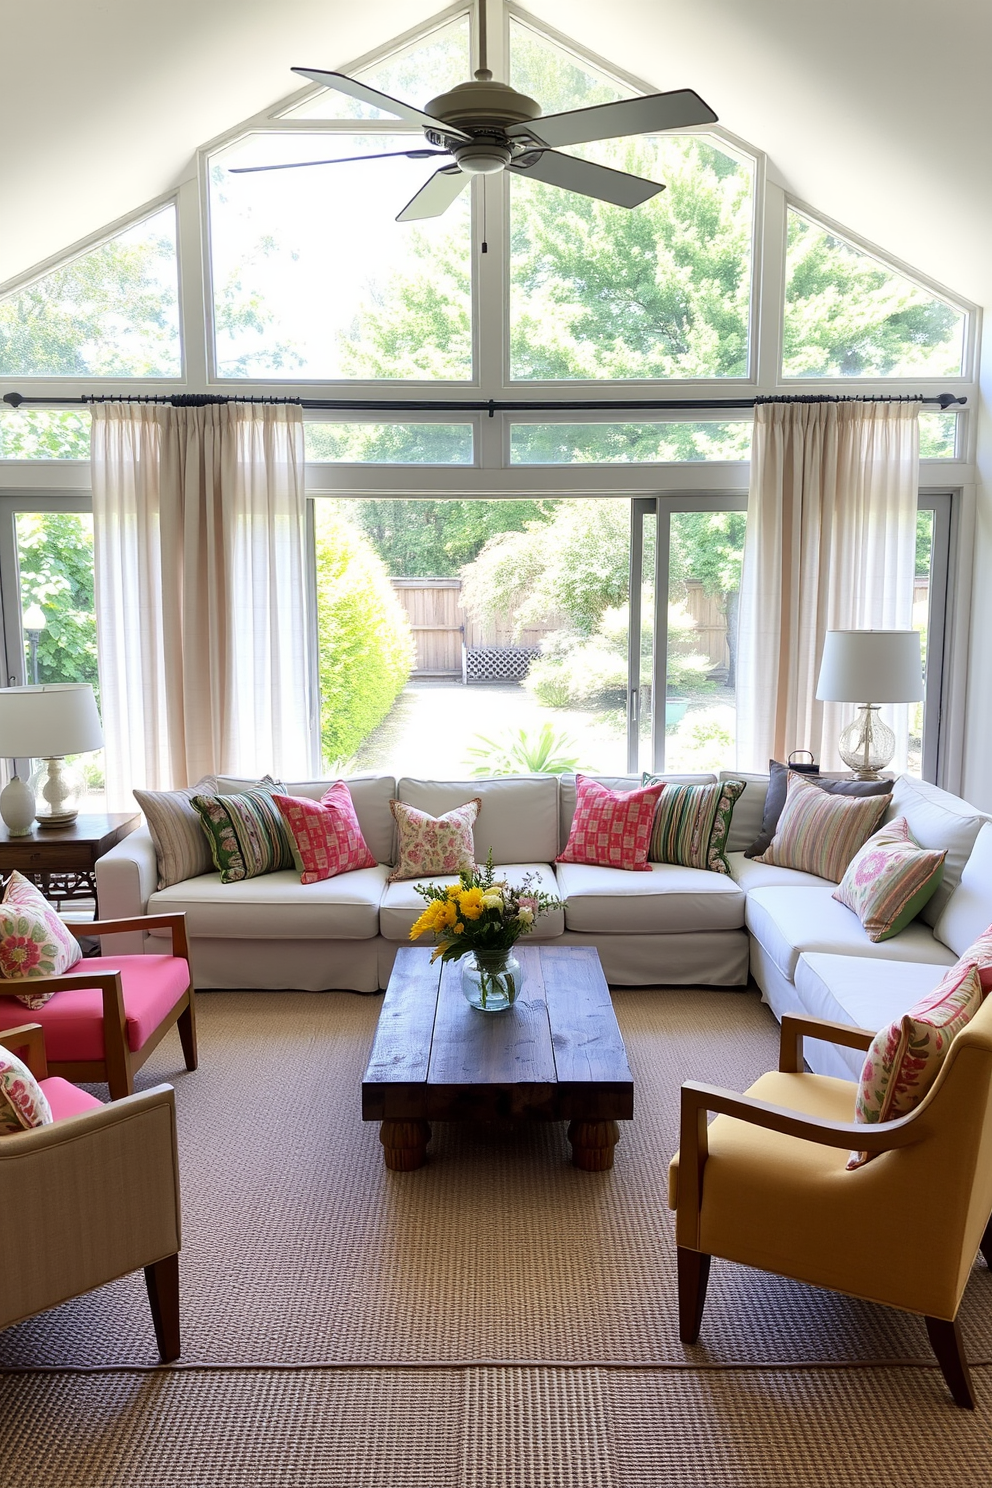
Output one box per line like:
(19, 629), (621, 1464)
(231, 7), (718, 221)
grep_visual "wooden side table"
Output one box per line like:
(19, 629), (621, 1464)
(0, 813), (141, 915)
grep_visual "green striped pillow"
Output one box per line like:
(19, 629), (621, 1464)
(756, 772), (890, 882)
(192, 788), (295, 883)
(641, 777), (746, 875)
(833, 817), (946, 941)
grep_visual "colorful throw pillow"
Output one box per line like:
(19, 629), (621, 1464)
(274, 784), (377, 885)
(388, 798), (481, 884)
(833, 818), (946, 942)
(0, 870), (83, 1009)
(557, 775), (664, 873)
(745, 760), (892, 858)
(192, 788), (295, 884)
(133, 777), (219, 889)
(0, 1042), (53, 1135)
(953, 924), (992, 997)
(848, 962), (982, 1168)
(755, 773), (890, 882)
(642, 776), (745, 875)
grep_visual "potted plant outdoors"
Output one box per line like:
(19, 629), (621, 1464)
(409, 852), (563, 1012)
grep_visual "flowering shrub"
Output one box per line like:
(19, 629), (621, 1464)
(409, 851), (562, 964)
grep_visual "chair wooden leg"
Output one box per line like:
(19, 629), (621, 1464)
(677, 1246), (711, 1344)
(144, 1253), (181, 1363)
(980, 1213), (992, 1268)
(925, 1316), (976, 1409)
(177, 993), (198, 1072)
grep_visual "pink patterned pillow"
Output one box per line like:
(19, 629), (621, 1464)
(952, 924), (992, 997)
(0, 870), (83, 1009)
(557, 775), (664, 872)
(274, 784), (377, 885)
(0, 1042), (53, 1135)
(388, 798), (481, 884)
(833, 817), (946, 942)
(849, 961), (982, 1168)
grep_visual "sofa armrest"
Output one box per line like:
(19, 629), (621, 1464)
(778, 1013), (878, 1073)
(95, 826), (158, 954)
(0, 1084), (180, 1331)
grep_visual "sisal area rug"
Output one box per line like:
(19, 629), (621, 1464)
(1, 989), (990, 1486)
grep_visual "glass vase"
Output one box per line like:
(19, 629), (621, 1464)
(461, 949), (521, 1013)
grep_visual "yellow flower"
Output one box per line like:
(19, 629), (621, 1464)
(409, 906), (438, 940)
(452, 922), (465, 934)
(434, 900), (459, 930)
(458, 887), (484, 920)
(445, 884), (461, 900)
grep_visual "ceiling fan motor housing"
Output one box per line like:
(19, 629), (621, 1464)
(425, 78), (542, 171)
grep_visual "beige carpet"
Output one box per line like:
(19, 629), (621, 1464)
(1, 988), (991, 1486)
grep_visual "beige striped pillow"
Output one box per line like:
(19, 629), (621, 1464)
(755, 772), (890, 882)
(134, 779), (220, 889)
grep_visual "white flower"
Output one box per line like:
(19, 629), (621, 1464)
(516, 907), (534, 925)
(481, 892), (504, 911)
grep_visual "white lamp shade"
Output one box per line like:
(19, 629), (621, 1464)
(0, 684), (104, 757)
(815, 631), (924, 704)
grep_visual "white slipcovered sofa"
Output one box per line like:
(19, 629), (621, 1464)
(95, 769), (991, 1081)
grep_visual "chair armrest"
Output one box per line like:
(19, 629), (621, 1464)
(70, 913), (189, 962)
(0, 1023), (47, 1078)
(778, 1013), (878, 1073)
(8, 970), (129, 1090)
(0, 1084), (181, 1332)
(676, 1079), (920, 1246)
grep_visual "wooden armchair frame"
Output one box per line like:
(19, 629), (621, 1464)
(5, 914), (196, 1100)
(675, 1013), (992, 1409)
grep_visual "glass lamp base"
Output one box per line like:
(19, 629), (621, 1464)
(29, 756), (83, 827)
(837, 705), (895, 780)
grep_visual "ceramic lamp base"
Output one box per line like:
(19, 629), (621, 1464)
(0, 775), (37, 836)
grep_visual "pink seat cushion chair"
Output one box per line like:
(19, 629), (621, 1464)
(40, 1076), (105, 1120)
(0, 956), (191, 1062)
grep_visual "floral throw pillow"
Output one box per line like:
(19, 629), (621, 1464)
(833, 817), (946, 942)
(557, 775), (664, 872)
(848, 961), (982, 1168)
(274, 784), (377, 885)
(388, 799), (481, 884)
(0, 1042), (53, 1135)
(0, 870), (83, 1009)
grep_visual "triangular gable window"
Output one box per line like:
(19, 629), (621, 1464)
(509, 15), (634, 111)
(0, 204), (181, 378)
(280, 13), (471, 121)
(783, 208), (966, 378)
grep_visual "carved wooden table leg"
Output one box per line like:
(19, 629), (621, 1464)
(380, 1119), (431, 1171)
(568, 1119), (620, 1171)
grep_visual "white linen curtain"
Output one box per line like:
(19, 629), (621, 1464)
(91, 401), (314, 805)
(736, 398), (920, 773)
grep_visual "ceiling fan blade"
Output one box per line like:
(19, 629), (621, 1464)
(291, 68), (471, 141)
(506, 89), (718, 149)
(229, 149), (447, 175)
(508, 150), (663, 208)
(396, 165), (469, 222)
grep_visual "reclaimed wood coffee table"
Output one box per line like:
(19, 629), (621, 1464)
(362, 943), (634, 1172)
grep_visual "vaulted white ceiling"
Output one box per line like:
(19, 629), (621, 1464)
(3, 0), (991, 307)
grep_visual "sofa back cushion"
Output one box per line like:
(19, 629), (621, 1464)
(283, 776), (396, 865)
(933, 822), (992, 957)
(559, 773), (715, 852)
(886, 776), (989, 927)
(397, 776), (559, 866)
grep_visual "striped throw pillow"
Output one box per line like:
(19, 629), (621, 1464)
(755, 772), (890, 882)
(833, 817), (946, 942)
(134, 778), (219, 889)
(953, 924), (992, 997)
(642, 777), (745, 875)
(192, 788), (295, 883)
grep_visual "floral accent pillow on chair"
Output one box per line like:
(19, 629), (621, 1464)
(0, 870), (83, 1009)
(0, 1042), (53, 1135)
(274, 783), (377, 884)
(388, 799), (481, 884)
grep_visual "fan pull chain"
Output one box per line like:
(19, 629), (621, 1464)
(481, 180), (488, 253)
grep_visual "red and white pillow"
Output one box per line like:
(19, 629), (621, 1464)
(557, 775), (664, 873)
(0, 1042), (53, 1135)
(388, 798), (481, 884)
(274, 783), (377, 885)
(953, 924), (992, 997)
(849, 960), (983, 1168)
(0, 870), (83, 1009)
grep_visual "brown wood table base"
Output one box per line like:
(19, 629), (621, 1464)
(363, 945), (633, 1171)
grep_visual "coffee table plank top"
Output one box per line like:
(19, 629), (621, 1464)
(362, 949), (441, 1096)
(541, 945), (631, 1085)
(427, 952), (558, 1086)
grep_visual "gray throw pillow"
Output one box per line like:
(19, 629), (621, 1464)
(744, 759), (892, 859)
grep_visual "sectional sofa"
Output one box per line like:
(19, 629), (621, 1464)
(95, 769), (991, 1079)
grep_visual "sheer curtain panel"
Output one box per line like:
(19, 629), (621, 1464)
(736, 399), (919, 773)
(92, 402), (313, 805)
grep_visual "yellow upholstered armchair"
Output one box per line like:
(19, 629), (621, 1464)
(669, 1002), (992, 1408)
(0, 1023), (182, 1362)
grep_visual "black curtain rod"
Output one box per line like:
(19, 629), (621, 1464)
(1, 391), (968, 415)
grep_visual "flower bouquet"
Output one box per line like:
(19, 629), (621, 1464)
(409, 851), (563, 1011)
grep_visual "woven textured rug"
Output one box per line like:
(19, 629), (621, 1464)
(2, 988), (991, 1374)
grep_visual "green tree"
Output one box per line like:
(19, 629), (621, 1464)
(339, 497), (558, 578)
(16, 515), (99, 697)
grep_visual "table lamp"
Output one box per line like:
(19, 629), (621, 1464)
(0, 684), (104, 832)
(815, 630), (924, 780)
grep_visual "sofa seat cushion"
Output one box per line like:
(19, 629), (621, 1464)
(380, 865), (564, 943)
(554, 861), (745, 935)
(41, 1076), (104, 1122)
(148, 866), (389, 940)
(795, 951), (949, 1035)
(0, 955), (191, 1062)
(745, 887), (957, 983)
(728, 851), (833, 893)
